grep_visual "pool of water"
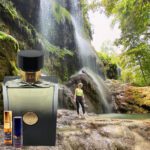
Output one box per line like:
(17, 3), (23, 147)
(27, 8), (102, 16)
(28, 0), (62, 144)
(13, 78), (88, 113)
(97, 113), (150, 120)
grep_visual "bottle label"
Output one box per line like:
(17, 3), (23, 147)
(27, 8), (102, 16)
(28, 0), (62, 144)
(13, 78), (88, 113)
(13, 136), (22, 148)
(4, 132), (11, 141)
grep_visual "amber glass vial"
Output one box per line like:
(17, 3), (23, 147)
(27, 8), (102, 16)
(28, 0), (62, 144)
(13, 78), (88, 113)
(4, 111), (12, 145)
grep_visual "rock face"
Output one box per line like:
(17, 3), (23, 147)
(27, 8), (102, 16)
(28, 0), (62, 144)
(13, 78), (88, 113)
(61, 78), (150, 114)
(11, 0), (40, 26)
(61, 68), (112, 113)
(0, 109), (150, 150)
(105, 79), (150, 114)
(58, 85), (75, 109)
(0, 0), (81, 81)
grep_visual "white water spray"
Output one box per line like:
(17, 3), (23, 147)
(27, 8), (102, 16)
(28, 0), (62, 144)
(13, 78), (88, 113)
(39, 0), (52, 38)
(39, 0), (112, 113)
(71, 0), (112, 113)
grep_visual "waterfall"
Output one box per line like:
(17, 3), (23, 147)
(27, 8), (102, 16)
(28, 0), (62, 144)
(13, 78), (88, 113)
(71, 17), (98, 72)
(39, 0), (52, 38)
(39, 0), (112, 113)
(70, 1), (97, 72)
(70, 0), (112, 113)
(82, 68), (112, 113)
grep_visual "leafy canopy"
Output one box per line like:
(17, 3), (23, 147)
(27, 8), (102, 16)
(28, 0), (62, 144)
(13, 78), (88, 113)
(91, 0), (150, 86)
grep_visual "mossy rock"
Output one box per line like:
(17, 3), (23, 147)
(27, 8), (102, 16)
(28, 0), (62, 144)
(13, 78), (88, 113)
(52, 2), (71, 24)
(0, 31), (19, 81)
(125, 86), (150, 113)
(0, 0), (39, 48)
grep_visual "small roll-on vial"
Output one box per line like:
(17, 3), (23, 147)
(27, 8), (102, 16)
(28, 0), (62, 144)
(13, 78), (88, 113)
(4, 111), (12, 145)
(13, 116), (23, 148)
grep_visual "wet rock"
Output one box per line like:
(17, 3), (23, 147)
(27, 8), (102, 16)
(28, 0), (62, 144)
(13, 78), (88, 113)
(65, 68), (112, 113)
(58, 85), (75, 109)
(57, 110), (150, 150)
(11, 0), (40, 26)
(105, 79), (150, 114)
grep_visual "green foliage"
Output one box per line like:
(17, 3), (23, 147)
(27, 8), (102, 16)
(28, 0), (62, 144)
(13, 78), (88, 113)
(97, 51), (119, 79)
(39, 34), (74, 81)
(0, 0), (39, 47)
(120, 43), (150, 86)
(80, 0), (92, 39)
(88, 0), (101, 11)
(39, 34), (74, 59)
(51, 2), (71, 24)
(100, 0), (150, 86)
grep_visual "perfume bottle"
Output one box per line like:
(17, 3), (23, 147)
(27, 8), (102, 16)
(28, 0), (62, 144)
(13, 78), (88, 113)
(13, 116), (23, 148)
(4, 111), (12, 145)
(3, 50), (58, 146)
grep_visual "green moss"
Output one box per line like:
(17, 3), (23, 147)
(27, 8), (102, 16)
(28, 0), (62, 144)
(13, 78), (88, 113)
(52, 2), (71, 24)
(125, 86), (150, 113)
(39, 33), (74, 81)
(0, 0), (76, 82)
(128, 105), (148, 114)
(39, 34), (73, 58)
(0, 0), (18, 18)
(0, 0), (38, 47)
(0, 31), (18, 44)
(0, 31), (19, 81)
(80, 0), (92, 39)
(0, 22), (9, 32)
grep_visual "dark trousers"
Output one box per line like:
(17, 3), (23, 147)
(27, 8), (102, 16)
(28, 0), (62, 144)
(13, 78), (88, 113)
(76, 96), (85, 114)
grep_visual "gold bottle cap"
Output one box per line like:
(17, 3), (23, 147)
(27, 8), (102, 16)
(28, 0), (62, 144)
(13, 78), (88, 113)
(4, 111), (12, 123)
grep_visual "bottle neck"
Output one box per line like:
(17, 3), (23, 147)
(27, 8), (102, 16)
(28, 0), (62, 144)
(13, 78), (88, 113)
(20, 70), (41, 83)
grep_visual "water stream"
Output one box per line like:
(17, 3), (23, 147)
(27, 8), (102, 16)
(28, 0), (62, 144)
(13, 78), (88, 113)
(70, 1), (97, 71)
(38, 0), (150, 116)
(39, 0), (52, 38)
(81, 68), (112, 113)
(70, 0), (112, 113)
(37, 0), (150, 118)
(39, 0), (113, 113)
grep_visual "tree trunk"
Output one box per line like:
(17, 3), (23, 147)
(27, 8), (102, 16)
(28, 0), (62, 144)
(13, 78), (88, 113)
(137, 56), (147, 84)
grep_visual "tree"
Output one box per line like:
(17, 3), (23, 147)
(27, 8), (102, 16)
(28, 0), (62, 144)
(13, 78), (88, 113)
(97, 51), (119, 79)
(92, 0), (150, 85)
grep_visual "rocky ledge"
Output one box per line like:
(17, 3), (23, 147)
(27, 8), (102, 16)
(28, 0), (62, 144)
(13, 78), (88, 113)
(0, 109), (150, 150)
(105, 79), (150, 113)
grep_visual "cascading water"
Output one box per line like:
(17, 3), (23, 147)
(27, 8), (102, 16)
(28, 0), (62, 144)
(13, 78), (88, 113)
(71, 0), (112, 113)
(82, 68), (112, 113)
(39, 0), (52, 38)
(70, 1), (98, 72)
(39, 0), (52, 72)
(39, 0), (112, 113)
(71, 17), (98, 72)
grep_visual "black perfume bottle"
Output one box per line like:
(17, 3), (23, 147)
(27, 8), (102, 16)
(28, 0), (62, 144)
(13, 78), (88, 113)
(3, 50), (58, 146)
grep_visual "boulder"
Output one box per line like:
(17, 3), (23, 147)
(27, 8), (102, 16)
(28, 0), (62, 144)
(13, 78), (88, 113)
(58, 85), (75, 109)
(65, 68), (112, 113)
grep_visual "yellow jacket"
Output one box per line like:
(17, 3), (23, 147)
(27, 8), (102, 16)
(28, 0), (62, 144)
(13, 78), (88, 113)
(75, 88), (84, 97)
